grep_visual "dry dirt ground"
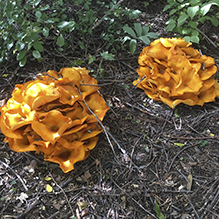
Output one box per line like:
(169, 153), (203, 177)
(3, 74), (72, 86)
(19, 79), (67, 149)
(0, 1), (219, 219)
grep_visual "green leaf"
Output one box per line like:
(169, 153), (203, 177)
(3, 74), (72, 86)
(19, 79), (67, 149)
(155, 198), (165, 219)
(79, 41), (85, 50)
(88, 54), (96, 64)
(196, 140), (208, 147)
(17, 50), (26, 61)
(122, 36), (131, 44)
(174, 142), (185, 147)
(42, 27), (49, 37)
(70, 60), (85, 66)
(184, 36), (192, 42)
(57, 21), (70, 29)
(32, 41), (44, 52)
(169, 8), (178, 16)
(100, 51), (115, 61)
(190, 0), (201, 6)
(166, 19), (176, 31)
(47, 18), (60, 23)
(142, 26), (149, 35)
(136, 119), (141, 124)
(191, 30), (199, 36)
(123, 24), (136, 38)
(163, 4), (173, 12)
(147, 32), (159, 39)
(177, 14), (189, 27)
(67, 21), (76, 31)
(33, 26), (41, 32)
(174, 109), (180, 117)
(139, 35), (150, 44)
(189, 21), (198, 28)
(190, 35), (199, 43)
(32, 0), (41, 6)
(32, 50), (41, 59)
(7, 42), (14, 51)
(181, 27), (191, 35)
(35, 11), (42, 19)
(210, 18), (219, 26)
(134, 23), (142, 37)
(16, 41), (26, 51)
(57, 35), (65, 47)
(129, 39), (137, 54)
(187, 6), (199, 20)
(19, 56), (27, 67)
(200, 4), (212, 16)
(25, 32), (39, 42)
(40, 4), (50, 11)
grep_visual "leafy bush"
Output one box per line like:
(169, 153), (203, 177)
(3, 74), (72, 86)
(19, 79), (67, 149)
(123, 23), (159, 54)
(0, 0), (75, 66)
(163, 0), (219, 43)
(0, 0), (142, 67)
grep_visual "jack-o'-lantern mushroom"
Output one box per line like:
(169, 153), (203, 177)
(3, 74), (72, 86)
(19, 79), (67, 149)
(0, 67), (109, 173)
(133, 38), (219, 108)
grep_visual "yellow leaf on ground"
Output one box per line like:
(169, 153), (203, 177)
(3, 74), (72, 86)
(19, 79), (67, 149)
(46, 184), (53, 192)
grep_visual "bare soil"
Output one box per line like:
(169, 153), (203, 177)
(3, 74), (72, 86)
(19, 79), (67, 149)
(0, 1), (219, 219)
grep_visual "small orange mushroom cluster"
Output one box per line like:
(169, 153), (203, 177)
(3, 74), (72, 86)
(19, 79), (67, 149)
(0, 67), (109, 173)
(133, 38), (219, 108)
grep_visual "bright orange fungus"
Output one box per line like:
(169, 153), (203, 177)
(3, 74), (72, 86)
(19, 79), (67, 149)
(0, 67), (109, 173)
(133, 38), (219, 108)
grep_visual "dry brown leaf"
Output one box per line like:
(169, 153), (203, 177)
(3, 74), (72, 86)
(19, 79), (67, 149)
(84, 170), (91, 180)
(77, 201), (89, 211)
(186, 174), (193, 191)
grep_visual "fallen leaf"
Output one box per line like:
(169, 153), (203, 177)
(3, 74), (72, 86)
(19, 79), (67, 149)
(46, 184), (53, 192)
(95, 159), (100, 166)
(76, 176), (83, 182)
(186, 174), (193, 191)
(77, 201), (89, 211)
(45, 176), (52, 181)
(84, 170), (91, 180)
(16, 192), (28, 203)
(174, 142), (184, 147)
(131, 184), (139, 188)
(181, 213), (192, 219)
(53, 202), (61, 210)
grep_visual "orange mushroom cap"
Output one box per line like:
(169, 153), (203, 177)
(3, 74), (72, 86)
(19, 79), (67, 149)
(32, 110), (72, 144)
(0, 67), (109, 173)
(23, 81), (60, 110)
(134, 38), (219, 108)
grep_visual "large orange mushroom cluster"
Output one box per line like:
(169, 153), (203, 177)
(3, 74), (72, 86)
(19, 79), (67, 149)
(133, 38), (219, 108)
(0, 67), (109, 173)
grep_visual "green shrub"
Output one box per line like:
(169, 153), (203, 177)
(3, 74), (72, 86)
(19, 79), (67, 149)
(0, 0), (75, 66)
(0, 0), (142, 67)
(123, 23), (159, 54)
(163, 0), (219, 43)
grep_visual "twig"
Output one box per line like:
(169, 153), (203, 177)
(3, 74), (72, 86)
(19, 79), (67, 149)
(79, 89), (117, 157)
(16, 195), (42, 219)
(200, 188), (219, 219)
(79, 89), (141, 171)
(196, 28), (217, 48)
(111, 178), (159, 219)
(80, 83), (112, 87)
(125, 101), (172, 124)
(184, 194), (200, 219)
(92, 0), (124, 30)
(59, 162), (96, 189)
(49, 172), (74, 216)
(168, 143), (199, 171)
(0, 160), (28, 191)
(166, 135), (219, 140)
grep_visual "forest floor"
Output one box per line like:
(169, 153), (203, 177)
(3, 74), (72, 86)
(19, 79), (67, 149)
(0, 1), (219, 219)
